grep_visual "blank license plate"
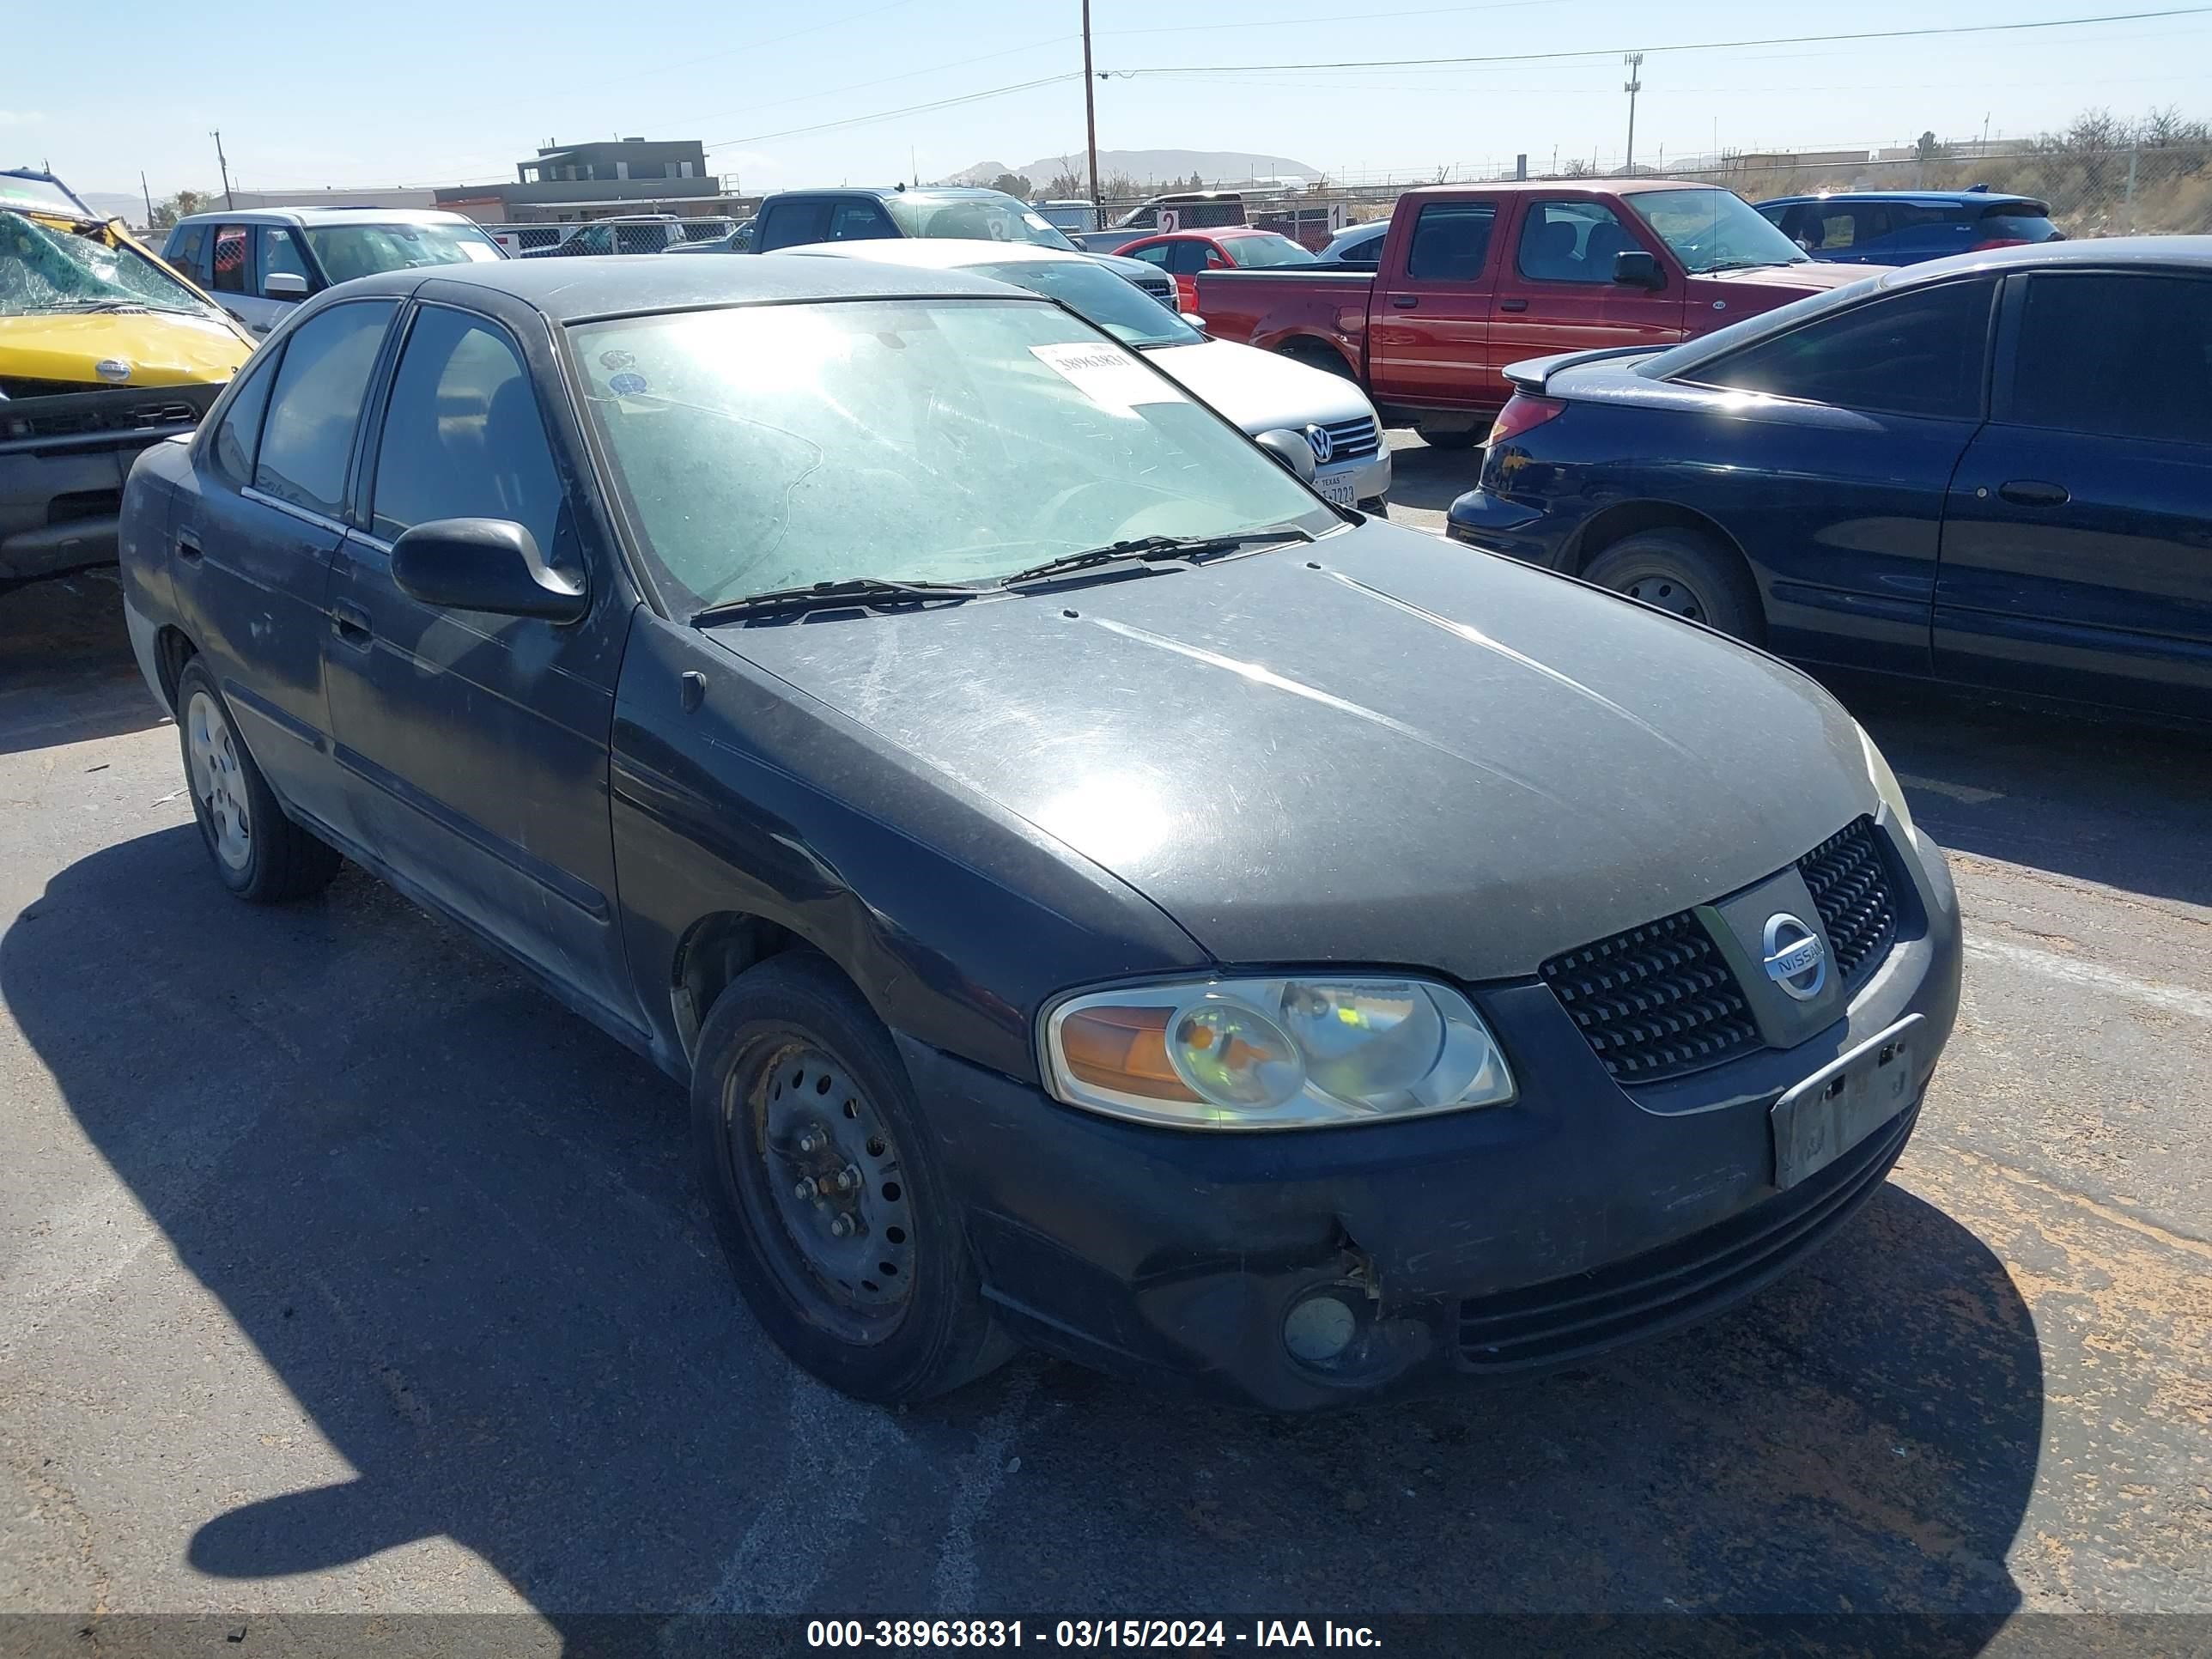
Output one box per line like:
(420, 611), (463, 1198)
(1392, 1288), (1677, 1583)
(1317, 472), (1358, 507)
(1770, 1015), (1923, 1189)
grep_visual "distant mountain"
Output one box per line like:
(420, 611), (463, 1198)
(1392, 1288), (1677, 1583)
(73, 190), (153, 223)
(944, 149), (1322, 191)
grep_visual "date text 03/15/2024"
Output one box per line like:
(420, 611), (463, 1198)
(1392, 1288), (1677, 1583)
(806, 1620), (1382, 1649)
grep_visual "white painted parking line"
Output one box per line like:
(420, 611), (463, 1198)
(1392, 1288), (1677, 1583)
(1966, 935), (2212, 1022)
(1899, 773), (2006, 805)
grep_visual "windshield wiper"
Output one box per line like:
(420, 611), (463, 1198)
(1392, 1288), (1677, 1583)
(690, 575), (988, 626)
(1000, 526), (1314, 587)
(1702, 258), (1800, 272)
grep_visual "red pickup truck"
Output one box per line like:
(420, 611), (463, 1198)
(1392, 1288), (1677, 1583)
(1194, 179), (1869, 446)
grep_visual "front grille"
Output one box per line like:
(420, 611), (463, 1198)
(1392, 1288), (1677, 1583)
(0, 382), (216, 445)
(1796, 817), (1898, 994)
(1455, 1101), (1916, 1371)
(1317, 415), (1380, 461)
(1136, 274), (1176, 307)
(1539, 910), (1759, 1082)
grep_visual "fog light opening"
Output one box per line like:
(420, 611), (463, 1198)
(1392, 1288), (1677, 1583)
(1283, 1290), (1362, 1369)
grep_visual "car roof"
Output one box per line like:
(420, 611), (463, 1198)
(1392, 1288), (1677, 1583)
(785, 238), (1081, 269)
(1393, 178), (1730, 198)
(1869, 235), (2212, 287)
(319, 251), (1045, 321)
(170, 207), (487, 229)
(762, 185), (1019, 203)
(1759, 191), (2048, 210)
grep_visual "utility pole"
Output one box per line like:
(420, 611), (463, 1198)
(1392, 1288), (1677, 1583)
(140, 170), (155, 228)
(1622, 53), (1644, 173)
(210, 130), (234, 209)
(1081, 0), (1101, 228)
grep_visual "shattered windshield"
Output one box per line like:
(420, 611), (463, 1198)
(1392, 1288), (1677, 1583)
(0, 210), (217, 319)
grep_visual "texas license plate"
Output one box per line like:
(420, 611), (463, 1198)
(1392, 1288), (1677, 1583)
(1317, 472), (1358, 507)
(1770, 1015), (1923, 1188)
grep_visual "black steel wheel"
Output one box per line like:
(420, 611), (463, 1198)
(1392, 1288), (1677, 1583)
(1582, 528), (1765, 644)
(690, 952), (1012, 1401)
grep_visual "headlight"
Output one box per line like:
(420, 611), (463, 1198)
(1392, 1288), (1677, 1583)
(1858, 725), (1917, 844)
(1041, 975), (1515, 1129)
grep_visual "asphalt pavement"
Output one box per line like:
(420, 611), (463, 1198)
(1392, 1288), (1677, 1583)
(2, 455), (2209, 1651)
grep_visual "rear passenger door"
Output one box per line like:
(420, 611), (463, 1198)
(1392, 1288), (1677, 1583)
(1370, 198), (1498, 408)
(170, 298), (398, 835)
(323, 300), (641, 1030)
(1935, 269), (2212, 716)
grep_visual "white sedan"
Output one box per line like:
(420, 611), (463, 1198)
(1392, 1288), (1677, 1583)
(781, 239), (1392, 510)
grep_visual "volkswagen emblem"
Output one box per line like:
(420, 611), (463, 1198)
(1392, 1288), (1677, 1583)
(1761, 913), (1828, 1001)
(1303, 423), (1334, 465)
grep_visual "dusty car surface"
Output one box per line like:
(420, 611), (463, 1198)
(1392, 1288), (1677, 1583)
(117, 255), (1960, 1410)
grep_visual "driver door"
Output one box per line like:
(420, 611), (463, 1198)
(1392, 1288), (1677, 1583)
(323, 299), (643, 1034)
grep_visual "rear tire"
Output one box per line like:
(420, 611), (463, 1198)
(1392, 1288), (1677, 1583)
(690, 952), (1012, 1404)
(1582, 529), (1765, 644)
(175, 659), (342, 903)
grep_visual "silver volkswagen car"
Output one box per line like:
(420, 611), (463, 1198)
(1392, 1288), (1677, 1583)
(787, 239), (1393, 510)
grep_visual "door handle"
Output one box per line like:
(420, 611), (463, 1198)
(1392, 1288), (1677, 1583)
(1390, 295), (1419, 309)
(1998, 479), (2070, 507)
(1498, 298), (1529, 312)
(176, 531), (203, 564)
(329, 601), (374, 645)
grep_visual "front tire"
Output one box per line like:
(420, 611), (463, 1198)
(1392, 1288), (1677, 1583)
(1582, 529), (1765, 644)
(690, 952), (1011, 1403)
(175, 659), (342, 903)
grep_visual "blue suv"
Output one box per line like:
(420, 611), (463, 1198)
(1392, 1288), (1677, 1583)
(1755, 190), (2062, 265)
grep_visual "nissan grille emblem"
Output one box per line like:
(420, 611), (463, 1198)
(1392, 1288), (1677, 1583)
(1303, 423), (1334, 465)
(1761, 913), (1829, 1002)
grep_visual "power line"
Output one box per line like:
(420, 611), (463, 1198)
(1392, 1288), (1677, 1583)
(703, 73), (1083, 149)
(1109, 5), (2212, 76)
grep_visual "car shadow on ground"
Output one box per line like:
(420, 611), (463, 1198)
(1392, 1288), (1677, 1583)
(7, 826), (2042, 1649)
(0, 571), (173, 756)
(1824, 672), (2212, 910)
(1379, 434), (1485, 516)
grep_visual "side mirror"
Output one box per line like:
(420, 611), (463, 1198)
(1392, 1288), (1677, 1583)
(1255, 428), (1318, 483)
(1179, 311), (1208, 332)
(263, 270), (310, 300)
(390, 518), (587, 623)
(1613, 249), (1664, 289)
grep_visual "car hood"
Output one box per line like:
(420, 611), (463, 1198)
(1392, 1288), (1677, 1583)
(1142, 337), (1379, 436)
(1696, 261), (1872, 294)
(0, 310), (251, 387)
(705, 520), (1875, 981)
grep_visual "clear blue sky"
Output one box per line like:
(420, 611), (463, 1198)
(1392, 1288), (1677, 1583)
(13, 0), (2212, 199)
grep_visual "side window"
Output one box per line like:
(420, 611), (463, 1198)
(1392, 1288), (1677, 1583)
(371, 306), (563, 557)
(826, 203), (895, 240)
(1125, 243), (1170, 270)
(1695, 280), (1995, 420)
(210, 356), (280, 488)
(1814, 211), (1859, 252)
(252, 301), (396, 518)
(257, 227), (311, 297)
(1407, 202), (1497, 281)
(168, 224), (211, 283)
(1516, 200), (1634, 284)
(758, 201), (830, 250)
(210, 224), (249, 294)
(614, 222), (668, 255)
(1165, 242), (1212, 276)
(2008, 273), (2212, 447)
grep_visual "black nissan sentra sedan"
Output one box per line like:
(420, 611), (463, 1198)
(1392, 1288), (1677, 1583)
(115, 256), (1960, 1409)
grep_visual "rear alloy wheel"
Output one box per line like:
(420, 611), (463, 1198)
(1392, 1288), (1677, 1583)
(1581, 529), (1765, 645)
(691, 952), (1011, 1402)
(174, 659), (342, 902)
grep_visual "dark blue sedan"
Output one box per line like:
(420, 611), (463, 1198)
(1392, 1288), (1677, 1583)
(1446, 238), (2212, 720)
(1755, 190), (2063, 265)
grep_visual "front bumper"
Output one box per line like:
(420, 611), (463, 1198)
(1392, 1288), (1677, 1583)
(904, 823), (1960, 1411)
(1319, 445), (1392, 507)
(2, 398), (208, 582)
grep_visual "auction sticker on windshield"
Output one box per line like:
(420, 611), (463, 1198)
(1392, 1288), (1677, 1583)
(1030, 342), (1187, 410)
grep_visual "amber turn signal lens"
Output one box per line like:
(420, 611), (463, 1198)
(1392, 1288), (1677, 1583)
(1058, 1005), (1195, 1101)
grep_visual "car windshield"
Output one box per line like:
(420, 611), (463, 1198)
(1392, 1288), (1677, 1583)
(963, 258), (1202, 349)
(569, 297), (1333, 612)
(300, 222), (503, 283)
(1224, 234), (1318, 268)
(0, 210), (218, 319)
(881, 192), (1079, 251)
(1626, 188), (1810, 274)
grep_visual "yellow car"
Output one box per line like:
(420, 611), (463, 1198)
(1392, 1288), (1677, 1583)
(2, 169), (254, 586)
